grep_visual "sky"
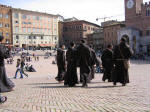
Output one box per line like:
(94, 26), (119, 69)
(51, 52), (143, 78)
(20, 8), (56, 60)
(0, 0), (150, 25)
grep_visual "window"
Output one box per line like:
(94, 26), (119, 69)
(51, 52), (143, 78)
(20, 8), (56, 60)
(5, 24), (9, 28)
(6, 33), (9, 37)
(22, 14), (27, 19)
(33, 16), (36, 20)
(33, 36), (36, 39)
(15, 21), (19, 24)
(41, 36), (43, 39)
(5, 14), (9, 19)
(28, 28), (31, 33)
(146, 30), (150, 36)
(0, 13), (2, 18)
(55, 37), (57, 40)
(23, 28), (26, 33)
(16, 41), (19, 43)
(146, 8), (150, 16)
(14, 13), (19, 18)
(0, 32), (2, 36)
(29, 36), (32, 39)
(33, 28), (36, 33)
(84, 26), (87, 30)
(36, 16), (39, 20)
(16, 35), (19, 39)
(88, 26), (90, 30)
(15, 27), (19, 33)
(0, 23), (2, 27)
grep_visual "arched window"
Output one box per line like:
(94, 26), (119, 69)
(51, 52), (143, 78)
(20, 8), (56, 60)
(146, 8), (150, 16)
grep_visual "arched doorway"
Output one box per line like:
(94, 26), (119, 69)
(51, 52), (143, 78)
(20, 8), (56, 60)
(122, 35), (130, 45)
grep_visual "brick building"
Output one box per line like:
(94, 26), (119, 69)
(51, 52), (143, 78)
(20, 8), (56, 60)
(58, 20), (100, 46)
(0, 4), (12, 45)
(118, 0), (150, 54)
(103, 21), (125, 48)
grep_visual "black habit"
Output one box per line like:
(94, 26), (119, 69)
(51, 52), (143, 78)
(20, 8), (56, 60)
(56, 48), (66, 81)
(101, 48), (113, 82)
(64, 47), (78, 86)
(77, 43), (92, 86)
(0, 44), (15, 93)
(112, 42), (133, 85)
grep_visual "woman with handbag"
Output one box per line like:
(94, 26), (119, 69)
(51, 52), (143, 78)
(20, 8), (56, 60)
(112, 37), (133, 86)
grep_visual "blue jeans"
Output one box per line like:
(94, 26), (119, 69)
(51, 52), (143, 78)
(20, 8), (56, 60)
(15, 68), (23, 78)
(97, 66), (101, 73)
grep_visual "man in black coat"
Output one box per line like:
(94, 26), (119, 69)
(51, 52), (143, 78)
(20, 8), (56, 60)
(112, 37), (133, 86)
(101, 44), (113, 82)
(64, 42), (78, 87)
(77, 40), (92, 87)
(55, 45), (66, 82)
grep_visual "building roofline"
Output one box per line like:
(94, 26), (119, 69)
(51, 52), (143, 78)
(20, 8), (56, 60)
(103, 22), (125, 28)
(12, 8), (60, 17)
(60, 20), (101, 27)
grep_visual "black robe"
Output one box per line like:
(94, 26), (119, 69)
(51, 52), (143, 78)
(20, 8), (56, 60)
(64, 47), (78, 86)
(56, 48), (66, 81)
(101, 48), (113, 82)
(77, 43), (92, 85)
(0, 44), (15, 93)
(112, 43), (133, 84)
(89, 48), (97, 80)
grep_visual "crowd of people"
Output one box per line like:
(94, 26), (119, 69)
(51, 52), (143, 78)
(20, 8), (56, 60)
(0, 35), (133, 104)
(55, 37), (133, 87)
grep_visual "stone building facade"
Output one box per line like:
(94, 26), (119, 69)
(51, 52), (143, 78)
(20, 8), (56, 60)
(12, 8), (61, 49)
(0, 4), (12, 45)
(118, 0), (150, 54)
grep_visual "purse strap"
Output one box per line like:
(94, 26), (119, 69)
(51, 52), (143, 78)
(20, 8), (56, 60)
(118, 46), (125, 60)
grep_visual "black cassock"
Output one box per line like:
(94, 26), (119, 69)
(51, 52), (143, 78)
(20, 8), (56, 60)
(112, 43), (133, 84)
(64, 47), (78, 86)
(56, 48), (66, 81)
(101, 48), (113, 82)
(89, 48), (97, 81)
(77, 43), (92, 85)
(0, 44), (15, 93)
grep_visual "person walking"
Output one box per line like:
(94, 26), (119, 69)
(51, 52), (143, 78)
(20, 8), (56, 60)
(101, 44), (113, 82)
(64, 42), (78, 87)
(112, 37), (133, 86)
(77, 40), (92, 87)
(14, 59), (23, 78)
(20, 58), (28, 77)
(0, 35), (15, 93)
(55, 45), (66, 82)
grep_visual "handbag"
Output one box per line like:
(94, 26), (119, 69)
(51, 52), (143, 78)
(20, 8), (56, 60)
(118, 46), (130, 69)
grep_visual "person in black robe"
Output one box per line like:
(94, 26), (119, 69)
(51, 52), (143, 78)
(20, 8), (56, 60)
(64, 42), (78, 87)
(55, 45), (66, 82)
(101, 44), (113, 82)
(0, 36), (15, 94)
(88, 45), (97, 81)
(77, 40), (92, 87)
(112, 37), (133, 86)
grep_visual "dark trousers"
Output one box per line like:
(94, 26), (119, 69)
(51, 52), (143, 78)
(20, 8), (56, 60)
(21, 68), (28, 77)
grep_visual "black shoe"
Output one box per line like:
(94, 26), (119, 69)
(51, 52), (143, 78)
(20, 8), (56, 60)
(0, 96), (7, 104)
(113, 82), (116, 86)
(82, 84), (88, 87)
(122, 83), (126, 86)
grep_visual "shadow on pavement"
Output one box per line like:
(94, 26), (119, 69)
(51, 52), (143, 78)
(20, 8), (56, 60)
(27, 82), (59, 85)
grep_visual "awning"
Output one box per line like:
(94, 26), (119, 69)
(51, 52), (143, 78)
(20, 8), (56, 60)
(39, 44), (55, 47)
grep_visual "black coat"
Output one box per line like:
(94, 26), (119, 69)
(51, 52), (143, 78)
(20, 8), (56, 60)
(0, 44), (14, 93)
(101, 49), (113, 69)
(64, 47), (78, 86)
(112, 42), (133, 84)
(77, 43), (92, 74)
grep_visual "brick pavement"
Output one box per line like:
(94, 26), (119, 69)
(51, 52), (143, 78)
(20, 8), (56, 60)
(0, 57), (150, 112)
